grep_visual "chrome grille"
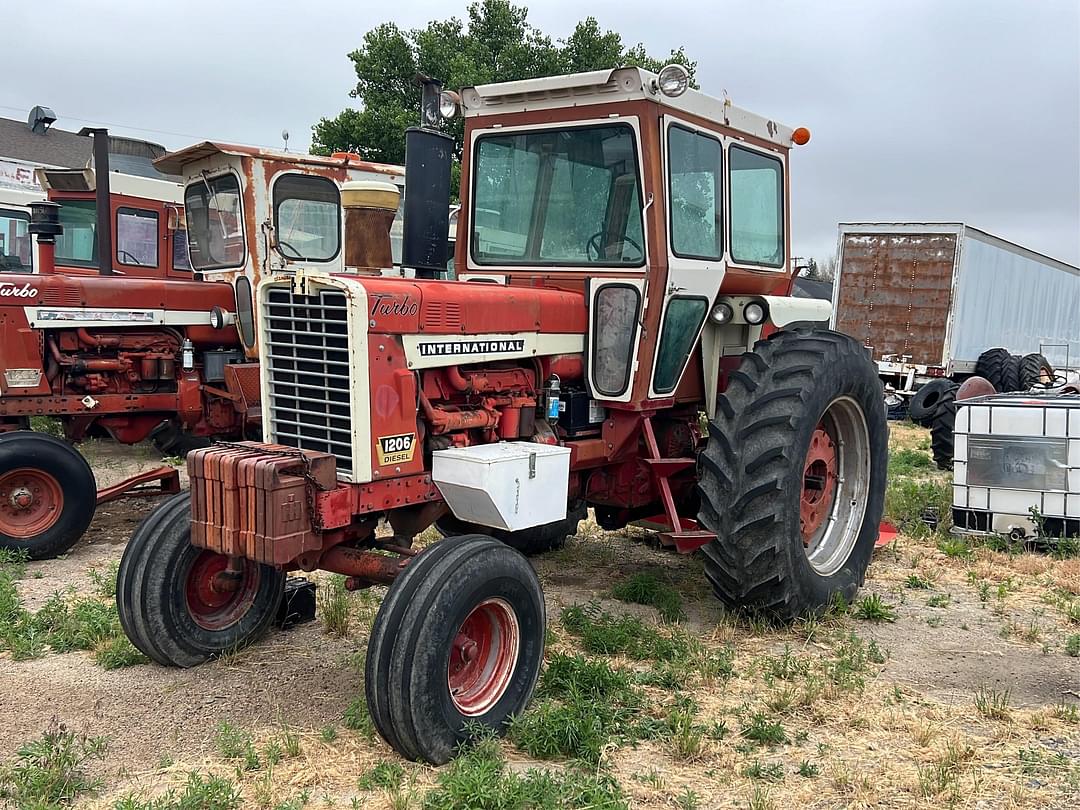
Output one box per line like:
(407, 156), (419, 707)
(264, 287), (353, 476)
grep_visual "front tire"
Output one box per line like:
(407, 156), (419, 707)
(697, 330), (888, 619)
(365, 535), (545, 764)
(0, 432), (96, 560)
(116, 492), (284, 667)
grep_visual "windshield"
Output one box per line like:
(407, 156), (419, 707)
(471, 124), (644, 267)
(55, 200), (97, 268)
(273, 174), (341, 262)
(0, 209), (32, 272)
(185, 173), (244, 271)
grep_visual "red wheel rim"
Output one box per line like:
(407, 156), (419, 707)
(800, 423), (838, 543)
(184, 550), (260, 631)
(448, 598), (520, 716)
(0, 468), (64, 538)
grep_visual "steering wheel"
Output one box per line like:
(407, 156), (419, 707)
(276, 239), (304, 260)
(118, 249), (143, 265)
(586, 231), (643, 262)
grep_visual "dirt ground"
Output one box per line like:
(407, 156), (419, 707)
(1, 428), (1078, 809)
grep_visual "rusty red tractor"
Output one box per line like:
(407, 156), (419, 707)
(0, 132), (405, 560)
(117, 68), (888, 765)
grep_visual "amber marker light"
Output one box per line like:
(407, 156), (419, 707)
(792, 127), (812, 146)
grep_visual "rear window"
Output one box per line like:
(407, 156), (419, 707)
(0, 209), (32, 272)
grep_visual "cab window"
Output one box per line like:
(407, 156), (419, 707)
(273, 174), (341, 262)
(116, 207), (159, 267)
(55, 200), (98, 268)
(185, 174), (244, 271)
(0, 209), (32, 272)
(668, 125), (722, 260)
(173, 228), (192, 271)
(471, 124), (644, 267)
(729, 145), (784, 267)
(653, 297), (708, 394)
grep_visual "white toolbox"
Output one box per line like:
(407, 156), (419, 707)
(432, 441), (571, 531)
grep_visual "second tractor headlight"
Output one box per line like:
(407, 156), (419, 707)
(744, 301), (767, 324)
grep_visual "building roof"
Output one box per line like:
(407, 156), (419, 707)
(0, 116), (92, 168)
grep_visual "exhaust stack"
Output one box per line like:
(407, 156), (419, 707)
(342, 181), (400, 274)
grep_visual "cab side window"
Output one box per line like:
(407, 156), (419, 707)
(668, 125), (722, 260)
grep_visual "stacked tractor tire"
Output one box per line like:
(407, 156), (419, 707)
(908, 348), (1054, 470)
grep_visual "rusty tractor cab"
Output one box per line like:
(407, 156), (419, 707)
(0, 137), (405, 561)
(117, 67), (888, 765)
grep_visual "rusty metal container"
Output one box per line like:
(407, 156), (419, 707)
(342, 180), (400, 273)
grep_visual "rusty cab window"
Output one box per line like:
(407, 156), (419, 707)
(116, 207), (159, 267)
(729, 145), (784, 267)
(0, 209), (32, 272)
(471, 124), (644, 267)
(55, 200), (97, 268)
(185, 173), (245, 270)
(272, 174), (341, 262)
(668, 125), (722, 260)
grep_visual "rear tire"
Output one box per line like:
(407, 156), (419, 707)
(434, 502), (585, 556)
(929, 389), (957, 470)
(0, 432), (96, 560)
(697, 329), (888, 619)
(1001, 354), (1022, 393)
(365, 535), (545, 764)
(150, 420), (211, 457)
(974, 348), (1009, 391)
(116, 492), (284, 667)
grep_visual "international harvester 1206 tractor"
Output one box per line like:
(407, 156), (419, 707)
(117, 67), (887, 765)
(0, 133), (404, 560)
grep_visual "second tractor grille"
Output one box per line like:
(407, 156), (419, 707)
(264, 287), (353, 477)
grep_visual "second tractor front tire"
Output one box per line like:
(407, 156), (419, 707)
(698, 329), (888, 620)
(365, 535), (545, 765)
(116, 492), (285, 667)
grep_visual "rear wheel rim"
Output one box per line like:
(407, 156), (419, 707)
(0, 468), (64, 538)
(448, 597), (519, 716)
(801, 397), (871, 576)
(185, 550), (261, 631)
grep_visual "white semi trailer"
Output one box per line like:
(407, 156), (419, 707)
(830, 223), (1080, 391)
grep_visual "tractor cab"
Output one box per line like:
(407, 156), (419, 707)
(155, 143), (406, 353)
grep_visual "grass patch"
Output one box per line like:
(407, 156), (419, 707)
(610, 571), (683, 623)
(30, 415), (65, 438)
(889, 448), (933, 475)
(904, 573), (933, 589)
(357, 760), (405, 792)
(1066, 634), (1080, 657)
(853, 594), (897, 623)
(0, 722), (106, 808)
(937, 537), (972, 559)
(740, 713), (787, 746)
(87, 561), (119, 599)
(974, 687), (1011, 720)
(318, 574), (350, 637)
(425, 729), (628, 810)
(885, 479), (952, 538)
(114, 771), (241, 809)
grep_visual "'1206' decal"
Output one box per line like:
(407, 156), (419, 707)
(377, 433), (416, 465)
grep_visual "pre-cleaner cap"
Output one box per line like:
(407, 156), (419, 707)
(341, 180), (400, 211)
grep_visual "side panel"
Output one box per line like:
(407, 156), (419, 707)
(833, 229), (958, 366)
(951, 231), (1080, 372)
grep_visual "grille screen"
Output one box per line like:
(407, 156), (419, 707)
(264, 286), (353, 476)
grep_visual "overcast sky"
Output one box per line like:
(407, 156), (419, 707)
(7, 0), (1078, 263)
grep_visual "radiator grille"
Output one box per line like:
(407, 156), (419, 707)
(264, 287), (353, 477)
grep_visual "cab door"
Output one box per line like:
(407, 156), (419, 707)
(586, 278), (645, 403)
(648, 117), (725, 398)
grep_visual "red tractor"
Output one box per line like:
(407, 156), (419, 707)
(0, 132), (405, 559)
(117, 68), (887, 765)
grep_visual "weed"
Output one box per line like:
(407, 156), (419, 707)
(30, 415), (65, 438)
(87, 561), (119, 599)
(610, 571), (684, 622)
(342, 697), (375, 740)
(280, 725), (302, 758)
(824, 633), (885, 691)
(904, 573), (933, 589)
(707, 720), (728, 740)
(937, 537), (972, 559)
(889, 448), (933, 476)
(0, 722), (106, 807)
(115, 771), (242, 810)
(319, 575), (350, 637)
(320, 725), (338, 743)
(1053, 702), (1079, 724)
(926, 615), (944, 628)
(974, 686), (1011, 720)
(675, 787), (700, 810)
(885, 479), (952, 537)
(0, 547), (28, 578)
(1064, 601), (1080, 625)
(357, 760), (405, 791)
(759, 646), (810, 682)
(747, 786), (774, 810)
(854, 593), (897, 622)
(665, 703), (705, 759)
(634, 768), (664, 789)
(742, 759), (785, 782)
(926, 593), (951, 608)
(1066, 634), (1080, 657)
(976, 581), (991, 602)
(263, 741), (283, 767)
(797, 759), (820, 778)
(740, 714), (787, 747)
(94, 635), (148, 669)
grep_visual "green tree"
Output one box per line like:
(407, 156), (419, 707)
(310, 0), (696, 167)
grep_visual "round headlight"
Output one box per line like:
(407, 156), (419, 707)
(209, 305), (226, 330)
(744, 301), (767, 325)
(439, 90), (461, 119)
(656, 64), (690, 98)
(710, 302), (734, 325)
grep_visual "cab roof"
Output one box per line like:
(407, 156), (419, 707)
(154, 141), (405, 180)
(461, 67), (799, 149)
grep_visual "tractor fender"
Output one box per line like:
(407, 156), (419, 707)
(759, 295), (832, 327)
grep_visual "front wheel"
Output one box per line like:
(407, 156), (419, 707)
(0, 431), (96, 560)
(365, 535), (545, 764)
(697, 329), (888, 619)
(116, 492), (284, 667)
